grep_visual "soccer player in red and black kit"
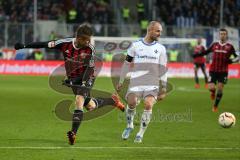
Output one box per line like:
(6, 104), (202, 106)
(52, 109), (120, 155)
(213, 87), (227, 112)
(192, 38), (208, 89)
(14, 24), (125, 145)
(193, 28), (239, 112)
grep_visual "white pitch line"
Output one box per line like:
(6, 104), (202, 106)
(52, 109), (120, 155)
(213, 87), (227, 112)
(0, 146), (239, 150)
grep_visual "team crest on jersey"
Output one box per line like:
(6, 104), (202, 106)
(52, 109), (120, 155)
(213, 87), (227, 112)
(65, 50), (70, 54)
(225, 45), (230, 50)
(154, 49), (158, 54)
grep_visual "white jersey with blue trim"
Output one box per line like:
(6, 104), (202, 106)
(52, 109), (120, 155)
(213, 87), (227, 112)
(127, 38), (167, 88)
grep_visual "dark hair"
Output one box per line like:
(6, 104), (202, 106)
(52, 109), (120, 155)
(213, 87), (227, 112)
(219, 28), (228, 33)
(76, 23), (93, 37)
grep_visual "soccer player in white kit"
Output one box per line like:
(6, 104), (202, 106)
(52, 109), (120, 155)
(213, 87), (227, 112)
(117, 21), (168, 143)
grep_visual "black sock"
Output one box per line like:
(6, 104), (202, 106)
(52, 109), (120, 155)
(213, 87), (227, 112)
(214, 91), (223, 107)
(195, 76), (199, 84)
(71, 110), (83, 134)
(93, 98), (115, 108)
(204, 76), (208, 84)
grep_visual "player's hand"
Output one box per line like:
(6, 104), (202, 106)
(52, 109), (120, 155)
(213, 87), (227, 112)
(14, 43), (25, 50)
(116, 83), (123, 92)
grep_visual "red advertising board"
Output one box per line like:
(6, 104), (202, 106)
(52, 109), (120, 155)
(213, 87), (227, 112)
(0, 60), (240, 78)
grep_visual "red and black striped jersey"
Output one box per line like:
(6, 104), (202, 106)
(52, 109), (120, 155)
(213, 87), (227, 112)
(48, 38), (95, 79)
(193, 45), (206, 64)
(204, 41), (236, 72)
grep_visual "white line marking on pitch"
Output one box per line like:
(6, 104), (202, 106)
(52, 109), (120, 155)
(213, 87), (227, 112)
(0, 147), (239, 150)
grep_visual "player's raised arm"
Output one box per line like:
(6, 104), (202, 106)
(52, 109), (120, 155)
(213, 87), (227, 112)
(14, 41), (50, 50)
(193, 42), (214, 58)
(14, 38), (72, 50)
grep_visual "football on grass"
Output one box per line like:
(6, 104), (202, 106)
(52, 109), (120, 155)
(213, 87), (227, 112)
(218, 112), (236, 128)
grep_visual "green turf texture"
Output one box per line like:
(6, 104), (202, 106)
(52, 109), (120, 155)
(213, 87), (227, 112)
(0, 75), (239, 160)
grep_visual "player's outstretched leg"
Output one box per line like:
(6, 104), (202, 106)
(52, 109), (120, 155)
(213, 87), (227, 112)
(67, 109), (83, 145)
(212, 83), (224, 112)
(213, 90), (223, 112)
(111, 93), (125, 112)
(90, 94), (125, 112)
(194, 68), (200, 88)
(122, 105), (136, 140)
(200, 64), (208, 89)
(67, 95), (84, 145)
(134, 109), (152, 143)
(134, 95), (155, 143)
(208, 83), (216, 100)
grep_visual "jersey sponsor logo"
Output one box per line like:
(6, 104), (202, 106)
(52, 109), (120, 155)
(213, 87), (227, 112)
(136, 55), (157, 60)
(215, 50), (227, 53)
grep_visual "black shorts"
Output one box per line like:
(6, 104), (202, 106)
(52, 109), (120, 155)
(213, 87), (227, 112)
(194, 63), (205, 70)
(64, 77), (95, 97)
(208, 72), (228, 84)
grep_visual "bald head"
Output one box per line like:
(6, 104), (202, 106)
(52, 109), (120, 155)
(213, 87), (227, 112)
(146, 21), (162, 41)
(147, 21), (161, 31)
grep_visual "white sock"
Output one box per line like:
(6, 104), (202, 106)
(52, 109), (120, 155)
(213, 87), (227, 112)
(126, 105), (136, 129)
(137, 110), (152, 137)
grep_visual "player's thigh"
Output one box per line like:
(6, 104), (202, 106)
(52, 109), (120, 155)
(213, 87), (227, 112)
(208, 72), (217, 84)
(217, 72), (228, 85)
(75, 95), (85, 109)
(144, 95), (156, 110)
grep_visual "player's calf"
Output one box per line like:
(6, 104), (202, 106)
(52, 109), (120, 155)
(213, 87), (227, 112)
(209, 85), (216, 100)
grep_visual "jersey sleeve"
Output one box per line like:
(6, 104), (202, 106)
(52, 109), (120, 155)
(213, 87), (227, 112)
(49, 38), (73, 49)
(127, 43), (135, 57)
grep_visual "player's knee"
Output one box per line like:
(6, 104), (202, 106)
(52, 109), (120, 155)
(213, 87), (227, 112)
(208, 84), (215, 91)
(86, 105), (95, 111)
(85, 99), (96, 111)
(128, 101), (137, 107)
(127, 98), (138, 107)
(144, 101), (154, 110)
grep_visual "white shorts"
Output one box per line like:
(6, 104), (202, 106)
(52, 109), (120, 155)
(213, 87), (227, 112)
(125, 85), (159, 101)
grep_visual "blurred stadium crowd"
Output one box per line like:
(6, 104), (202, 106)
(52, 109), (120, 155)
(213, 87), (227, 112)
(156, 0), (240, 27)
(0, 0), (239, 27)
(0, 0), (113, 24)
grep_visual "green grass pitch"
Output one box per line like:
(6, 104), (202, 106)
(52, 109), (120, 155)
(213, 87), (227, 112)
(0, 75), (239, 160)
